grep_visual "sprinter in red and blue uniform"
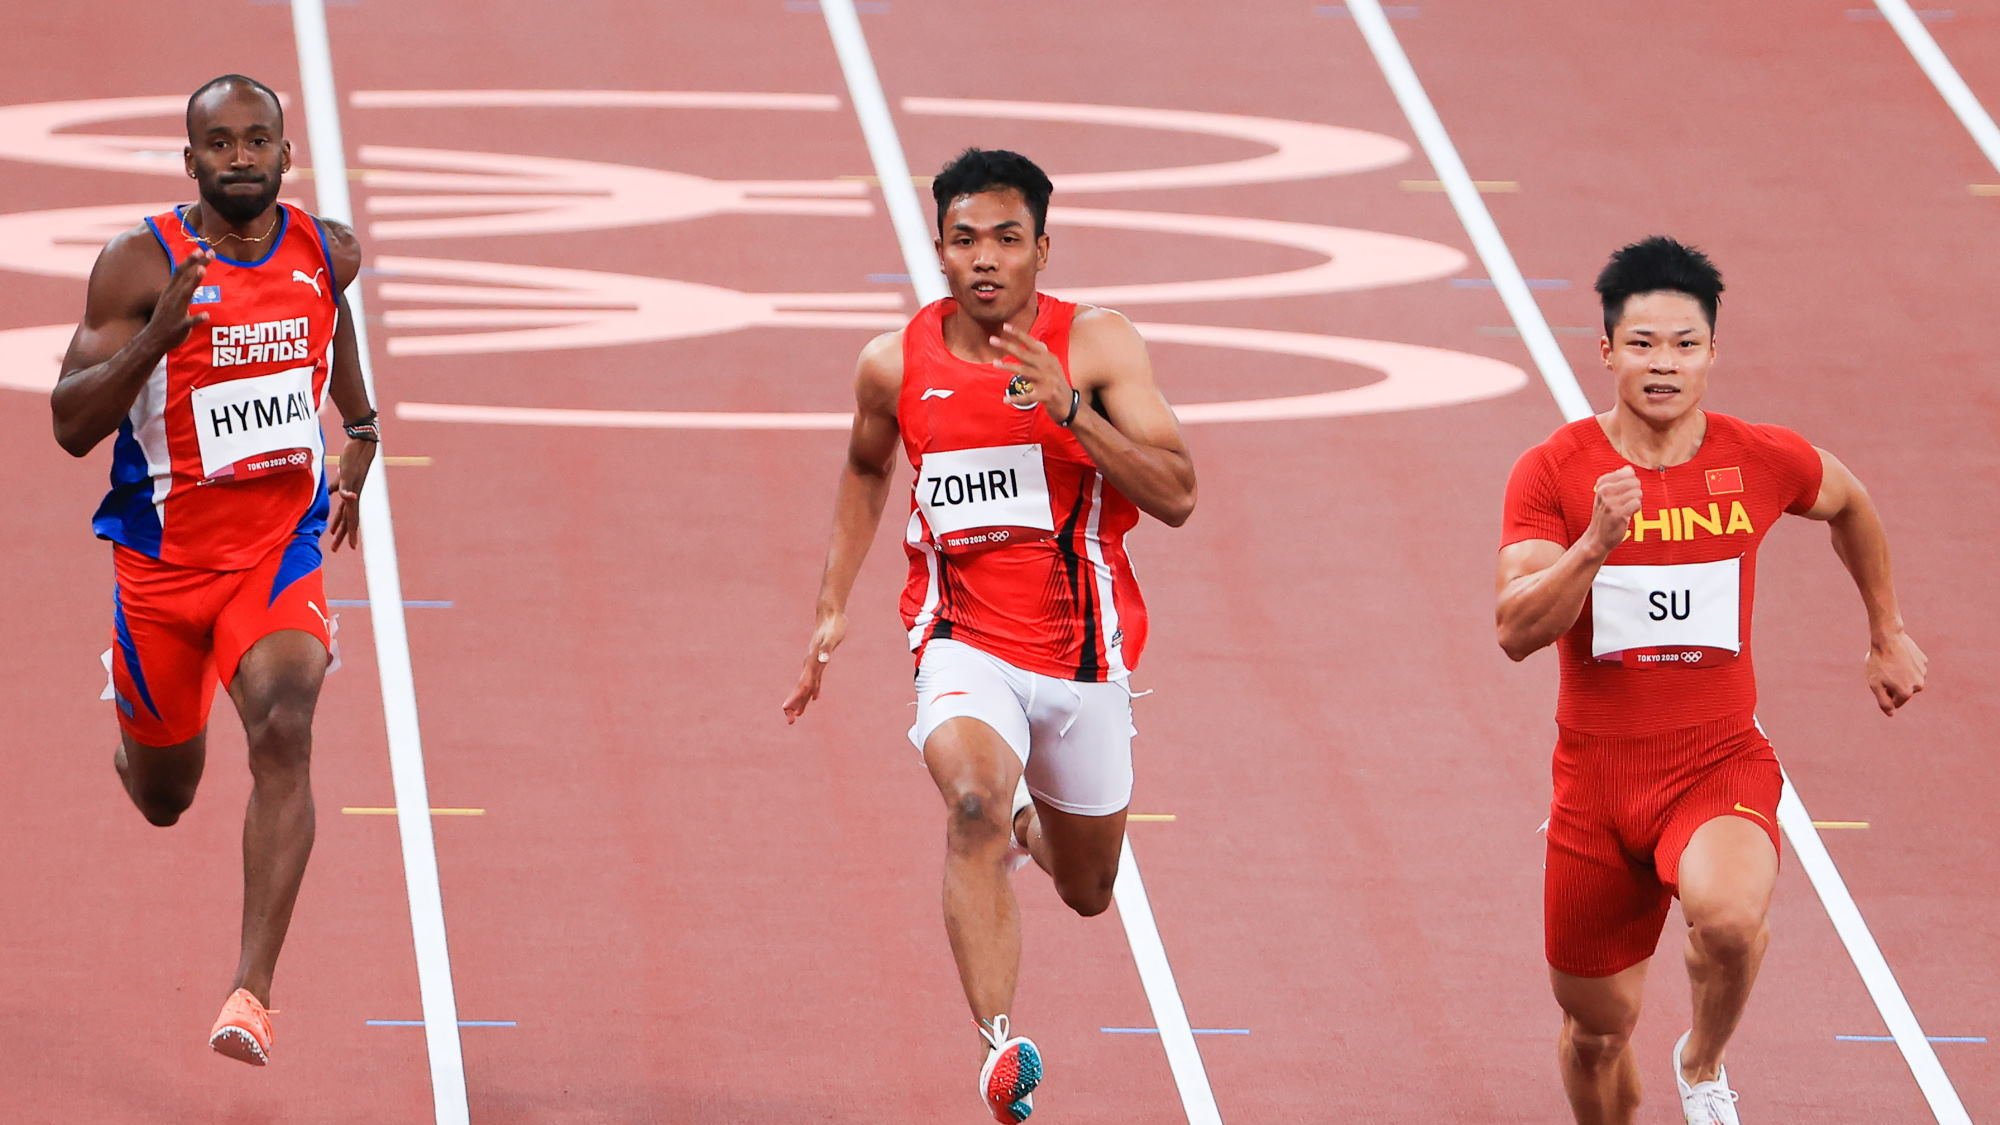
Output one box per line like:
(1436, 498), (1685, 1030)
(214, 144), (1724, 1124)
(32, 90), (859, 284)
(52, 74), (380, 1068)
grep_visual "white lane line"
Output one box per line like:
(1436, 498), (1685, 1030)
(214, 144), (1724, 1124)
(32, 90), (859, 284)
(291, 3), (470, 1122)
(817, 3), (1222, 1121)
(1340, 0), (1590, 421)
(817, 0), (947, 304)
(1873, 0), (2000, 176)
(1114, 839), (1224, 1125)
(1777, 783), (1970, 1122)
(1343, 2), (1970, 1121)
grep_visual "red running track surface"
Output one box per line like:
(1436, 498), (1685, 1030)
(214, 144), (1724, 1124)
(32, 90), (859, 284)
(0, 2), (1992, 1121)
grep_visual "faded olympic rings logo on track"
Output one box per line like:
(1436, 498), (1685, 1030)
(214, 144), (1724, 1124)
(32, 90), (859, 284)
(0, 91), (1527, 425)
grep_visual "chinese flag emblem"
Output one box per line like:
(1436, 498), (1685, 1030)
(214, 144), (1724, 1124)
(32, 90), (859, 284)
(1706, 466), (1745, 496)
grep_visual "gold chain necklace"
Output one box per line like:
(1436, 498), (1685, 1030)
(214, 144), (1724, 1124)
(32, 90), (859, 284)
(179, 204), (280, 251)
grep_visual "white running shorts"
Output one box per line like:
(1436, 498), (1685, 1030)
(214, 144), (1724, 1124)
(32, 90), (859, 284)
(907, 638), (1136, 816)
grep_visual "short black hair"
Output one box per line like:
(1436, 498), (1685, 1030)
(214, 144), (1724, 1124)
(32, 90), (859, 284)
(1595, 236), (1724, 337)
(931, 148), (1053, 237)
(186, 74), (284, 141)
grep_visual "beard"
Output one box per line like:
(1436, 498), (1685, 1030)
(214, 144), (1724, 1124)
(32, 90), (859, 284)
(199, 172), (281, 224)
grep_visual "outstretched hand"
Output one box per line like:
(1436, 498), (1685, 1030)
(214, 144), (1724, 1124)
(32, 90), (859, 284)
(328, 437), (376, 552)
(782, 609), (848, 723)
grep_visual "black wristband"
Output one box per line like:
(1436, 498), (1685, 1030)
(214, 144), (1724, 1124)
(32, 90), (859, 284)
(1059, 388), (1081, 427)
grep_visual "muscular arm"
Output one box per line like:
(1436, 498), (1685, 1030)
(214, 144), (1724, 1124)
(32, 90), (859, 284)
(314, 218), (378, 551)
(1801, 447), (1926, 713)
(1495, 538), (1607, 661)
(1061, 308), (1196, 526)
(1495, 464), (1641, 661)
(321, 220), (372, 423)
(50, 229), (207, 457)
(782, 332), (904, 721)
(815, 335), (903, 614)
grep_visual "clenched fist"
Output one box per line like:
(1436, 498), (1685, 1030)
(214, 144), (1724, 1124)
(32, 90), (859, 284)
(1585, 466), (1644, 557)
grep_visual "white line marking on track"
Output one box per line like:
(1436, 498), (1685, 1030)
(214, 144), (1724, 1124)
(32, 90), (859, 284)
(1873, 0), (2000, 176)
(817, 0), (947, 305)
(817, 3), (1222, 1120)
(291, 3), (470, 1121)
(1344, 2), (1970, 1121)
(1114, 839), (1224, 1124)
(1339, 0), (1589, 421)
(1777, 784), (1969, 1121)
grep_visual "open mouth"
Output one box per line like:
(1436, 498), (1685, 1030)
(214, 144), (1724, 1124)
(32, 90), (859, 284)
(970, 281), (1001, 299)
(1642, 382), (1680, 397)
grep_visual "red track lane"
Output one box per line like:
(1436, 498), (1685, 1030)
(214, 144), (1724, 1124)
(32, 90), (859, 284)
(0, 7), (436, 1121)
(5, 2), (1995, 1122)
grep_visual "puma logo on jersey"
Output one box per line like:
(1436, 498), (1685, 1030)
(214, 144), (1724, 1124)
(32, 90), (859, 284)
(292, 268), (325, 298)
(306, 601), (331, 631)
(921, 388), (955, 400)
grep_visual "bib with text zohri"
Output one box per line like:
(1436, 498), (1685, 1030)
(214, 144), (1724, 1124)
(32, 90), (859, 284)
(191, 366), (322, 482)
(916, 444), (1054, 554)
(1590, 556), (1742, 668)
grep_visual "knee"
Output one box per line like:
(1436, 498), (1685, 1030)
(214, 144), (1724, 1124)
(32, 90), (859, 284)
(244, 699), (314, 774)
(1056, 871), (1115, 918)
(1690, 909), (1766, 964)
(944, 788), (1009, 852)
(1563, 1015), (1635, 1070)
(135, 783), (197, 827)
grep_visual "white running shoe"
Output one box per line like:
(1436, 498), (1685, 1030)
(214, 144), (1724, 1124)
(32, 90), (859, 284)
(1005, 778), (1034, 874)
(978, 1014), (1042, 1123)
(1673, 1030), (1742, 1124)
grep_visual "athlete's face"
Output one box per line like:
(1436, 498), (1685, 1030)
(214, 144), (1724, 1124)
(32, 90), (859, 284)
(185, 87), (291, 225)
(1601, 291), (1715, 427)
(935, 189), (1048, 322)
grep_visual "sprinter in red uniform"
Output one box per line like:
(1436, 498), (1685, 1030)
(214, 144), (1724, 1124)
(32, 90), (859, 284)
(52, 75), (379, 1066)
(1496, 237), (1926, 1124)
(783, 149), (1195, 1122)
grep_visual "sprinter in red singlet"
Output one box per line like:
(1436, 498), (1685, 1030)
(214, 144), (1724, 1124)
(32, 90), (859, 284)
(51, 75), (380, 1066)
(1496, 238), (1927, 1125)
(783, 148), (1195, 1122)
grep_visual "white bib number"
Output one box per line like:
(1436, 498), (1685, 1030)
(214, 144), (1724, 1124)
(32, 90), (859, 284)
(916, 444), (1053, 553)
(191, 366), (322, 482)
(1590, 557), (1741, 668)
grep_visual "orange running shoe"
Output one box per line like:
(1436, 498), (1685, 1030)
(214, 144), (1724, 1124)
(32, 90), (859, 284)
(209, 988), (275, 1066)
